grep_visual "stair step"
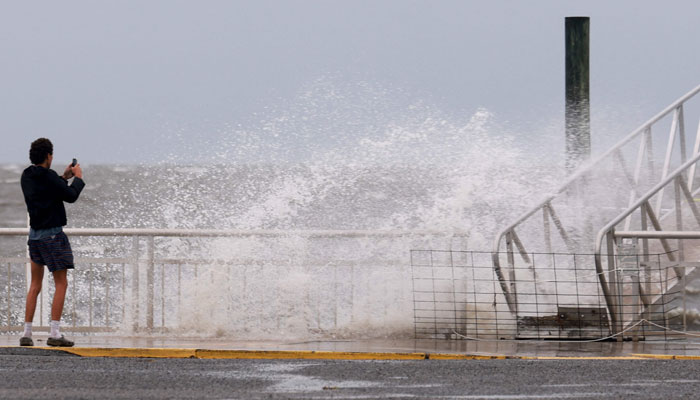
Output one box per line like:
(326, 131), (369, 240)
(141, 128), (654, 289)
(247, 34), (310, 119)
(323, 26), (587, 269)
(517, 307), (610, 339)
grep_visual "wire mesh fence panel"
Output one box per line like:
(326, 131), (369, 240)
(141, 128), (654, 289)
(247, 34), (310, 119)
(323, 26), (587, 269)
(412, 250), (515, 340)
(412, 249), (700, 341)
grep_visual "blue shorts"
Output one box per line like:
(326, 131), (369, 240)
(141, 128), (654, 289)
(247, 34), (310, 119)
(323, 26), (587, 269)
(27, 232), (75, 272)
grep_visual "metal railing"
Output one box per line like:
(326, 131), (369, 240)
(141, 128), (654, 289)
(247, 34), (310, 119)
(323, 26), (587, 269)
(0, 227), (466, 335)
(594, 150), (700, 335)
(492, 84), (700, 315)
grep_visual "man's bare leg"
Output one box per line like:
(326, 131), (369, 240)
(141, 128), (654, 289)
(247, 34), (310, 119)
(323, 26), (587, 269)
(24, 261), (44, 323)
(47, 269), (73, 346)
(51, 269), (67, 322)
(21, 261), (44, 345)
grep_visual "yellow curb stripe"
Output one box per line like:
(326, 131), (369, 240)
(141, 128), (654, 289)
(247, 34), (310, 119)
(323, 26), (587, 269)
(25, 347), (426, 360)
(13, 346), (695, 361)
(631, 353), (700, 360)
(522, 356), (647, 360)
(195, 349), (427, 360)
(428, 353), (508, 360)
(36, 347), (197, 358)
(630, 353), (675, 360)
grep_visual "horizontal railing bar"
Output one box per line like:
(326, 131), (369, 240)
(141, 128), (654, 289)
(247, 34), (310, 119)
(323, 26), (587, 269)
(154, 259), (409, 266)
(0, 257), (29, 263)
(76, 258), (130, 264)
(614, 231), (700, 239)
(0, 227), (467, 238)
(414, 320), (500, 323)
(418, 297), (606, 304)
(0, 257), (413, 267)
(112, 258), (410, 267)
(415, 291), (606, 296)
(417, 319), (566, 323)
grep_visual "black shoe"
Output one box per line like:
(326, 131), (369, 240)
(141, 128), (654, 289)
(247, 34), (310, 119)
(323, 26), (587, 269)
(47, 335), (74, 347)
(19, 337), (33, 346)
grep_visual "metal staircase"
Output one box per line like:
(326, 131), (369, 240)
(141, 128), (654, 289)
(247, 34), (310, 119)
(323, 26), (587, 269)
(491, 84), (700, 339)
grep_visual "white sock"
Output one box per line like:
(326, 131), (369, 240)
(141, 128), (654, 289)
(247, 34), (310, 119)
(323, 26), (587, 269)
(23, 322), (32, 338)
(50, 320), (60, 338)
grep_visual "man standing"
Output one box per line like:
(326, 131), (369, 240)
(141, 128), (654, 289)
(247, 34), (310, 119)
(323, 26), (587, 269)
(19, 138), (85, 347)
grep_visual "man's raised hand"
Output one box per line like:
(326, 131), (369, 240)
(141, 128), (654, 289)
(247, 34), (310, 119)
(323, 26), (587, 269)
(71, 164), (83, 179)
(62, 164), (74, 180)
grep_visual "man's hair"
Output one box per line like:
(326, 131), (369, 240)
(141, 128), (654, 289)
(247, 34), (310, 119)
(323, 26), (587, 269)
(29, 138), (53, 165)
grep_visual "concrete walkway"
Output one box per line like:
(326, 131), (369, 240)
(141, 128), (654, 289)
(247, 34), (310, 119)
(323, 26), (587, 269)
(3, 335), (700, 360)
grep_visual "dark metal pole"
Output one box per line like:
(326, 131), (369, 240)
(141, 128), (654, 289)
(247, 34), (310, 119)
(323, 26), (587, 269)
(565, 17), (590, 172)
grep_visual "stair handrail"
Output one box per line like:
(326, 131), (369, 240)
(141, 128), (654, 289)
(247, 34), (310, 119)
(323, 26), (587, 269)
(492, 84), (700, 313)
(593, 150), (700, 334)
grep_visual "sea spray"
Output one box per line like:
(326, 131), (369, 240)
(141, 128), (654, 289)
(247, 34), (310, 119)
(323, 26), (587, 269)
(0, 78), (564, 338)
(111, 80), (560, 338)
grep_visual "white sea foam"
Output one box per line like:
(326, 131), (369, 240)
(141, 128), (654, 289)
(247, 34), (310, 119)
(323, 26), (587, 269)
(99, 79), (563, 339)
(3, 78), (565, 338)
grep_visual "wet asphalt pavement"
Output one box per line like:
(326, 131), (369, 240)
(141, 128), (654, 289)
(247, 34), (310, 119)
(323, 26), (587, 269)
(1, 348), (700, 399)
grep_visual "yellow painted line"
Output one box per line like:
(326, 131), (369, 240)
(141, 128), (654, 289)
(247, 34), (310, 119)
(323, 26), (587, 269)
(520, 356), (647, 360)
(630, 353), (675, 360)
(673, 355), (700, 360)
(11, 346), (694, 361)
(195, 349), (427, 360)
(35, 347), (197, 358)
(632, 353), (700, 360)
(19, 347), (425, 360)
(428, 353), (508, 360)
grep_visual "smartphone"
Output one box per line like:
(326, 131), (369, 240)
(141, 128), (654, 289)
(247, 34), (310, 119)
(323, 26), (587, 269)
(71, 158), (77, 167)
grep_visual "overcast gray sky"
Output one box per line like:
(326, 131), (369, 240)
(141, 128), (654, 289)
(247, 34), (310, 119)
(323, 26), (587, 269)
(1, 0), (698, 164)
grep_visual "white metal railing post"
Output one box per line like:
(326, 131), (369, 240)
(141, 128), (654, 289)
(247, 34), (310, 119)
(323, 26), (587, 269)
(88, 263), (93, 328)
(605, 231), (619, 337)
(6, 263), (11, 328)
(689, 119), (700, 191)
(131, 236), (140, 332)
(543, 205), (552, 254)
(505, 231), (518, 314)
(624, 128), (651, 231)
(682, 264), (688, 333)
(645, 126), (656, 181)
(640, 202), (649, 262)
(655, 106), (682, 216)
(679, 105), (687, 163)
(25, 215), (31, 326)
(674, 176), (685, 260)
(147, 236), (154, 331)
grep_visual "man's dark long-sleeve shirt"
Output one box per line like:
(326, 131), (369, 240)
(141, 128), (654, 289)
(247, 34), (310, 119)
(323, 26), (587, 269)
(21, 165), (85, 230)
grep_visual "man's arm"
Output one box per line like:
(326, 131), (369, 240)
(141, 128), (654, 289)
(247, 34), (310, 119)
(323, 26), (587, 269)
(49, 167), (85, 203)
